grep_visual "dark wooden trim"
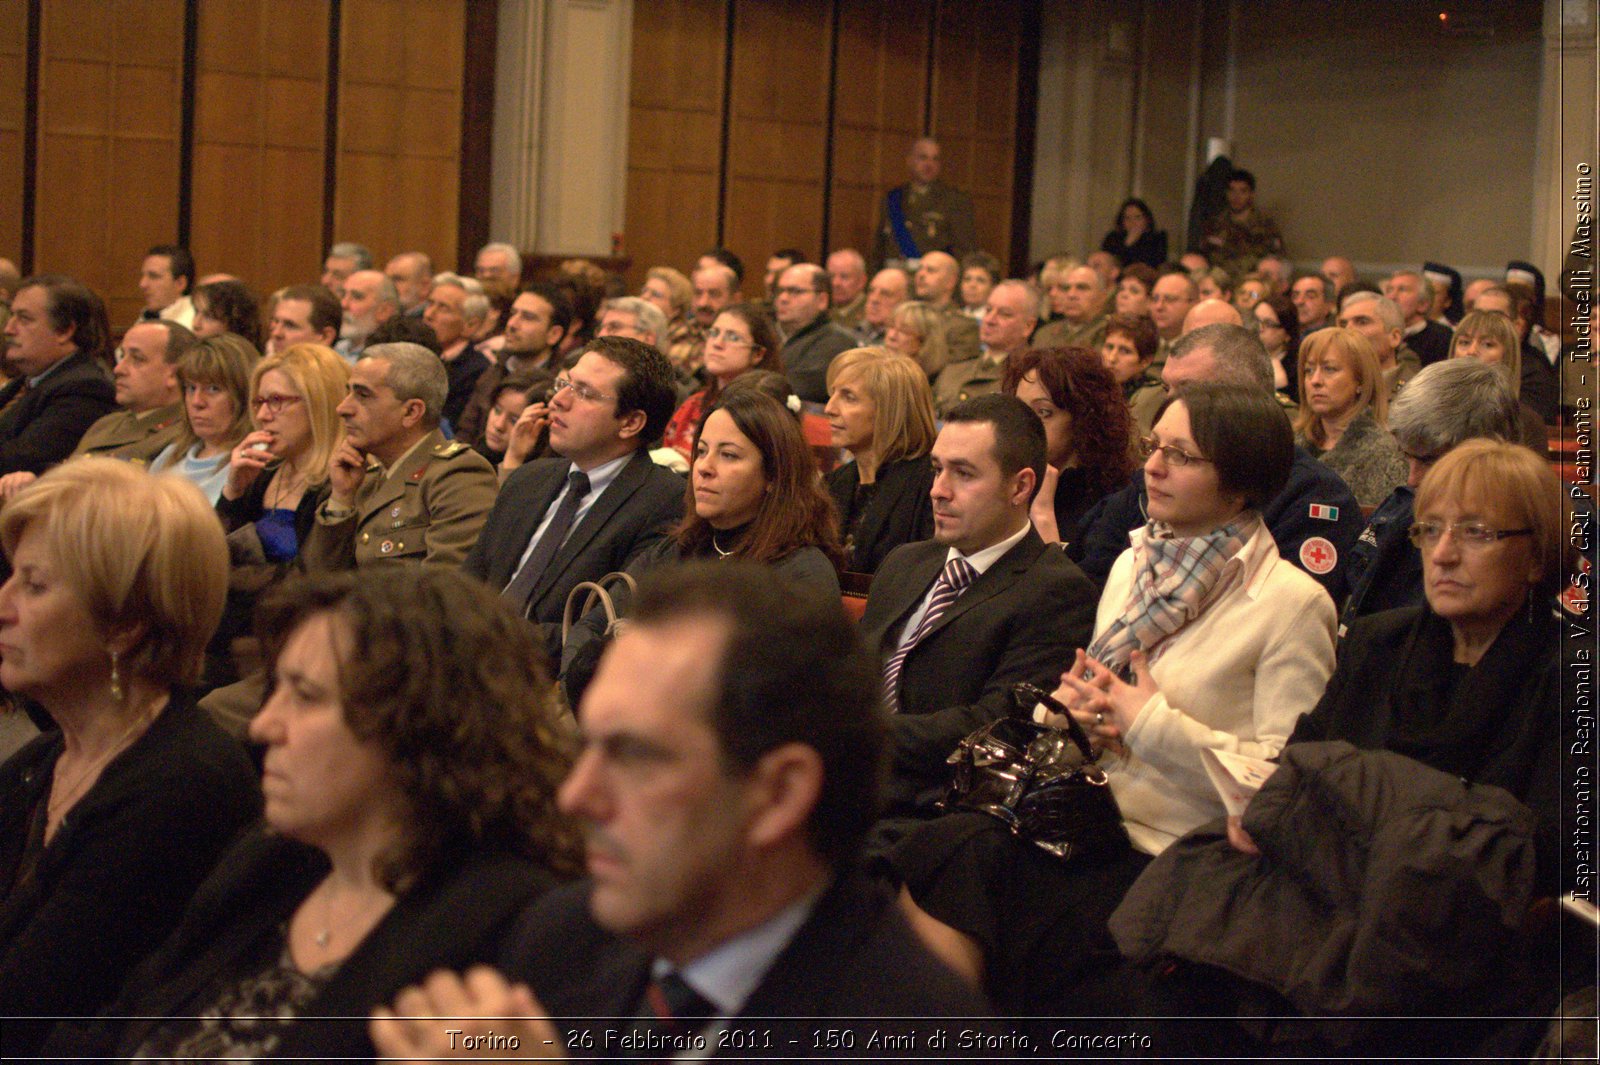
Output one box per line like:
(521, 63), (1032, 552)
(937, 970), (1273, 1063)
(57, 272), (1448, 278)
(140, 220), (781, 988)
(922, 0), (938, 134)
(818, 0), (841, 256)
(321, 0), (343, 257)
(715, 0), (736, 248)
(20, 0), (40, 273)
(176, 0), (199, 249)
(1008, 0), (1042, 276)
(457, 0), (497, 270)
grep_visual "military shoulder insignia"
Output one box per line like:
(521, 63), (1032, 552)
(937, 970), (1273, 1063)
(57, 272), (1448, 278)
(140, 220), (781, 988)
(433, 441), (470, 458)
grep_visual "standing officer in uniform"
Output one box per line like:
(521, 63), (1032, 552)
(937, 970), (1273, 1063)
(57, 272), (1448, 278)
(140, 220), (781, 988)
(873, 137), (978, 271)
(302, 342), (498, 570)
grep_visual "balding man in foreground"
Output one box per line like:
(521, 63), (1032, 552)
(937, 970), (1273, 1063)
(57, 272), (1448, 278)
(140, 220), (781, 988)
(1077, 324), (1363, 601)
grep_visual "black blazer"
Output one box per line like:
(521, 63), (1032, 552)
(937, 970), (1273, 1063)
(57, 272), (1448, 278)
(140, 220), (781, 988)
(46, 829), (558, 1061)
(0, 693), (260, 1057)
(463, 449), (685, 661)
(0, 351), (119, 476)
(826, 455), (934, 576)
(498, 875), (990, 1057)
(859, 529), (1098, 815)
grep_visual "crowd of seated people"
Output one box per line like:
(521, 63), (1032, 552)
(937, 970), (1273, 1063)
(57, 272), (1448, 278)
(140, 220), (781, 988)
(0, 142), (1588, 1060)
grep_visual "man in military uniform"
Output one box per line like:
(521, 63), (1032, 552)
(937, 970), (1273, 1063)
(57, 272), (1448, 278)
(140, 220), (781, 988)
(302, 342), (497, 570)
(1032, 265), (1110, 349)
(933, 279), (1037, 416)
(826, 248), (869, 331)
(1201, 168), (1284, 278)
(78, 320), (191, 461)
(913, 251), (981, 363)
(873, 137), (977, 270)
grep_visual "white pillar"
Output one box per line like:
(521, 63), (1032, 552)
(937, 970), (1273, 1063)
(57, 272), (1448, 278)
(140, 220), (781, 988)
(1532, 0), (1597, 279)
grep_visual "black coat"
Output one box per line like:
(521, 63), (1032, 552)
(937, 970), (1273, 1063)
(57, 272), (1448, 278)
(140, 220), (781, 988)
(0, 351), (119, 476)
(463, 450), (685, 663)
(859, 529), (1097, 815)
(826, 455), (934, 575)
(0, 693), (259, 1057)
(46, 829), (558, 1061)
(498, 875), (991, 1058)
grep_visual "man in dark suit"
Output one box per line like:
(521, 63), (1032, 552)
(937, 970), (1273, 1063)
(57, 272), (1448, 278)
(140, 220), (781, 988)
(463, 336), (683, 664)
(775, 263), (860, 405)
(0, 275), (119, 477)
(860, 393), (1098, 819)
(371, 564), (987, 1059)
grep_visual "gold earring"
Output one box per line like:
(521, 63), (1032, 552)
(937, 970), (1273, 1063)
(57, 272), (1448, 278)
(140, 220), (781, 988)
(109, 650), (122, 703)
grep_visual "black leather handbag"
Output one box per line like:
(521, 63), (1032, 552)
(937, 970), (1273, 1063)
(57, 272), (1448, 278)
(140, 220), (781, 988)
(940, 682), (1129, 861)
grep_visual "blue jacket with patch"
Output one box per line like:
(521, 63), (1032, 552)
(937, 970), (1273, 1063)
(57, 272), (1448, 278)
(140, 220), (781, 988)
(1078, 447), (1362, 603)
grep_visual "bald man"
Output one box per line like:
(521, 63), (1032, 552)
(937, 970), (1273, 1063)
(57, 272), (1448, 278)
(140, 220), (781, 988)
(1181, 297), (1243, 334)
(914, 251), (980, 362)
(1321, 256), (1357, 299)
(873, 136), (977, 269)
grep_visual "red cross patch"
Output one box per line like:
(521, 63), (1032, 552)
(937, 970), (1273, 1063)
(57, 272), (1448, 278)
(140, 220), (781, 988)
(1299, 536), (1337, 575)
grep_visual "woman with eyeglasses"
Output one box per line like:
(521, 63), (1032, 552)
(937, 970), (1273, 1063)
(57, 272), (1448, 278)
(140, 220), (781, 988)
(885, 384), (1335, 1017)
(1253, 293), (1300, 402)
(1116, 443), (1570, 1060)
(659, 303), (781, 462)
(207, 344), (350, 689)
(150, 333), (260, 504)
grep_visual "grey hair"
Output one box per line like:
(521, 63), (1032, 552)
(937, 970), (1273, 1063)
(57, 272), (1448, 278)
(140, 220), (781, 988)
(1170, 323), (1274, 393)
(431, 272), (490, 326)
(329, 242), (373, 270)
(1291, 271), (1334, 302)
(361, 342), (448, 425)
(478, 241), (523, 277)
(604, 296), (668, 349)
(1339, 290), (1403, 332)
(1387, 359), (1519, 457)
(370, 274), (401, 312)
(993, 278), (1042, 324)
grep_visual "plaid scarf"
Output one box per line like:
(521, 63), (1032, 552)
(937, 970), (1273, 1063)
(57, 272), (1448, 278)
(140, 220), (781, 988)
(1086, 513), (1260, 681)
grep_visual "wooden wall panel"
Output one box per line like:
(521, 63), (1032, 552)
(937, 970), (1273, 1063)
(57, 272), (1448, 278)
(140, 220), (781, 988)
(931, 0), (1020, 267)
(722, 0), (831, 278)
(826, 0), (930, 259)
(0, 0), (26, 266)
(34, 0), (184, 326)
(622, 0), (727, 285)
(333, 0), (464, 273)
(190, 0), (328, 302)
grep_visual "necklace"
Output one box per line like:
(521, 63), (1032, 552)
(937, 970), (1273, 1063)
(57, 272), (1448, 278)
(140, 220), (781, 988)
(47, 707), (157, 826)
(266, 462), (308, 511)
(312, 879), (393, 950)
(711, 529), (734, 558)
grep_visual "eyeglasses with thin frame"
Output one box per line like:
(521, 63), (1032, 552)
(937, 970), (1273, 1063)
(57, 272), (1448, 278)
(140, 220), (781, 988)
(547, 376), (616, 404)
(1139, 436), (1211, 467)
(253, 393), (304, 414)
(1407, 521), (1533, 550)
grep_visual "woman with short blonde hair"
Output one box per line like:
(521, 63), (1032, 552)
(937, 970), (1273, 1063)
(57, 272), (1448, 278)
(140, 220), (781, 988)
(1293, 327), (1406, 507)
(0, 459), (257, 1056)
(885, 300), (952, 381)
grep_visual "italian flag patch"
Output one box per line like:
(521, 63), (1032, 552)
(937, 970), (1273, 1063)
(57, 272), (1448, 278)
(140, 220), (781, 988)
(1308, 504), (1339, 521)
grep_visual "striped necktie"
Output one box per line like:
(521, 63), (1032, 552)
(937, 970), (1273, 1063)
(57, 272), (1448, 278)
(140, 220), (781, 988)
(881, 556), (977, 712)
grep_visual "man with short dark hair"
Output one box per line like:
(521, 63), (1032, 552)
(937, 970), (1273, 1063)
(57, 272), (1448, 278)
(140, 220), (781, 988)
(302, 342), (497, 571)
(371, 563), (986, 1058)
(455, 283), (572, 447)
(464, 336), (685, 662)
(690, 262), (738, 330)
(0, 275), (119, 477)
(1148, 269), (1197, 365)
(1288, 272), (1333, 335)
(763, 248), (806, 302)
(1078, 324), (1363, 601)
(137, 244), (197, 328)
(1201, 168), (1284, 277)
(267, 285), (340, 354)
(861, 393), (1097, 817)
(78, 320), (191, 461)
(775, 263), (858, 404)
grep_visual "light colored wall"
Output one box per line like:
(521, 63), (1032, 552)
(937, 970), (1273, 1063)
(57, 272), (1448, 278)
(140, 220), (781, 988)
(1031, 0), (1554, 282)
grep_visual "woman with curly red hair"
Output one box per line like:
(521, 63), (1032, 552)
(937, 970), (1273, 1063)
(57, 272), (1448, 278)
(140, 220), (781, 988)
(1001, 346), (1135, 560)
